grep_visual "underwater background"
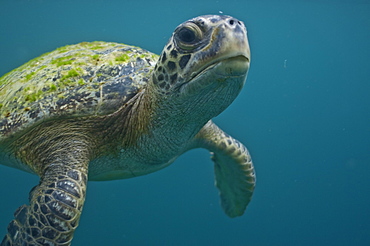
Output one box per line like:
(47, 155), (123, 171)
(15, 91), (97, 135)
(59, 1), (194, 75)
(0, 0), (369, 245)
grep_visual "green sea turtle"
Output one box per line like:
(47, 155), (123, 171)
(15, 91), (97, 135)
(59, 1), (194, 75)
(0, 15), (255, 245)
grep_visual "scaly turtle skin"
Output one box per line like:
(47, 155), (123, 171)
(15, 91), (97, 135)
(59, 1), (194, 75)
(0, 15), (255, 245)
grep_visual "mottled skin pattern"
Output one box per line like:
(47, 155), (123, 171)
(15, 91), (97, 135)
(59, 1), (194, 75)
(0, 15), (255, 245)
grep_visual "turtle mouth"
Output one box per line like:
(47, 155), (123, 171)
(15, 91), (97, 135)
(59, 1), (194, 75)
(179, 55), (249, 94)
(212, 55), (250, 76)
(190, 54), (250, 81)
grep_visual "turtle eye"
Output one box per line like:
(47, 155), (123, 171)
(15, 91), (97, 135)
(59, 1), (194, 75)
(175, 23), (203, 51)
(178, 28), (196, 43)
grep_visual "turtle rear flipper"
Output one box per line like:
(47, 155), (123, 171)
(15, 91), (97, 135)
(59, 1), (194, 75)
(194, 121), (256, 217)
(1, 138), (89, 246)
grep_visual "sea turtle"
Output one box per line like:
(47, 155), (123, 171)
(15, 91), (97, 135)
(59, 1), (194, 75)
(0, 15), (255, 245)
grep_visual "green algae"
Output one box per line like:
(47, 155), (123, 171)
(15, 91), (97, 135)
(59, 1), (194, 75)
(90, 45), (105, 50)
(51, 55), (74, 67)
(25, 72), (36, 81)
(115, 54), (130, 62)
(56, 46), (69, 53)
(77, 79), (85, 86)
(61, 69), (80, 81)
(25, 90), (43, 102)
(92, 54), (100, 61)
(49, 84), (57, 92)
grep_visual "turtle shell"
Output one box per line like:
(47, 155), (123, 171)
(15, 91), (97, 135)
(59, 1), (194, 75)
(0, 41), (159, 140)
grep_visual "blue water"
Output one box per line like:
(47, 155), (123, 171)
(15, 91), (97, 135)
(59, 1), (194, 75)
(1, 0), (369, 245)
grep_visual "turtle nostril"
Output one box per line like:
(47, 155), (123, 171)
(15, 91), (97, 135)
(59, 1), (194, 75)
(228, 19), (242, 27)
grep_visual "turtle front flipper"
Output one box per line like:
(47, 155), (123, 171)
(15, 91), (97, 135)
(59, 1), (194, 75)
(194, 121), (256, 218)
(1, 143), (89, 245)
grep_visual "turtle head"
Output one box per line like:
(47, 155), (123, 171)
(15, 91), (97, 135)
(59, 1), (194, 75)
(151, 15), (250, 118)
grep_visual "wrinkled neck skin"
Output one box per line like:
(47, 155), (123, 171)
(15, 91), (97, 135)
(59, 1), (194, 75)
(123, 72), (246, 165)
